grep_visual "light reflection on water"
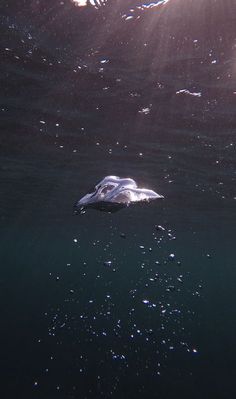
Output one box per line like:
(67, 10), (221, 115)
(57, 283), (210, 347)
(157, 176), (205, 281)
(73, 1), (170, 8)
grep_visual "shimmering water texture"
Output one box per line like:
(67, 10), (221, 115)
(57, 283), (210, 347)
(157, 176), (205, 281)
(0, 1), (236, 399)
(44, 221), (201, 397)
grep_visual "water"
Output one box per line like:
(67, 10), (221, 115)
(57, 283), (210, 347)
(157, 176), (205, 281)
(0, 1), (236, 398)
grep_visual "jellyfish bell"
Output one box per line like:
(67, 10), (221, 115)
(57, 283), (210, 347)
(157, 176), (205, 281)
(74, 175), (164, 213)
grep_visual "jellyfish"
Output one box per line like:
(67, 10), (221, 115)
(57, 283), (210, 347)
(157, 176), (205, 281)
(75, 175), (164, 213)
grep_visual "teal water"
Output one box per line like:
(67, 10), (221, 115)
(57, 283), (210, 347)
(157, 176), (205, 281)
(1, 132), (235, 398)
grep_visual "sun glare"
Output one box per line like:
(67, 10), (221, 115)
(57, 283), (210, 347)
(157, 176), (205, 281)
(73, 0), (170, 7)
(73, 0), (87, 6)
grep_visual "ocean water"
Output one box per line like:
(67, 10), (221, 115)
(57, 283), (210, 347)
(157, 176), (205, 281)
(0, 1), (236, 398)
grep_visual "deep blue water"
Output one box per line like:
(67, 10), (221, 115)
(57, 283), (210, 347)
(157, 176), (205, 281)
(0, 1), (236, 398)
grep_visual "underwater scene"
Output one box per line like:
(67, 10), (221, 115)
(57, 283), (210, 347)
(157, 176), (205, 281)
(0, 1), (236, 398)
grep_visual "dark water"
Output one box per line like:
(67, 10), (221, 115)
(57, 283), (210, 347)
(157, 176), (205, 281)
(0, 1), (236, 398)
